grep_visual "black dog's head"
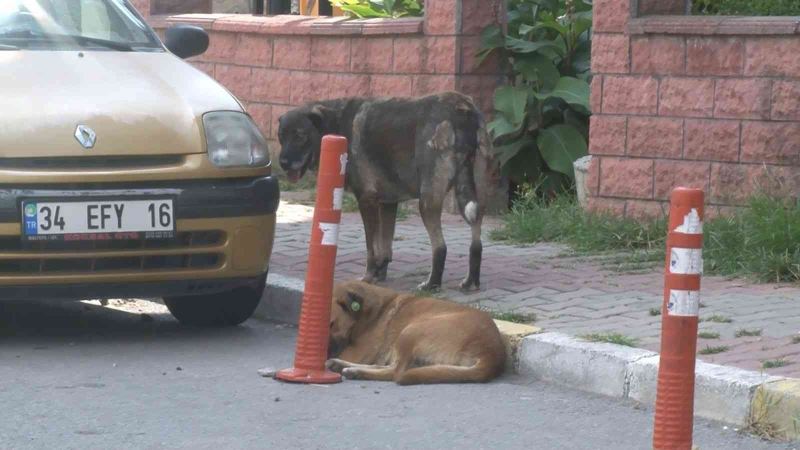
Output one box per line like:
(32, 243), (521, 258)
(277, 105), (332, 183)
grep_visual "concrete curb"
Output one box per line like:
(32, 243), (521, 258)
(519, 332), (800, 440)
(258, 275), (800, 440)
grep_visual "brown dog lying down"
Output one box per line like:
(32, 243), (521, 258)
(325, 281), (506, 385)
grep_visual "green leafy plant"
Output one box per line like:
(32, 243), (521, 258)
(693, 0), (800, 15)
(330, 0), (423, 18)
(479, 0), (592, 191)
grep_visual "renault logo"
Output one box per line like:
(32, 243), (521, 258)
(74, 125), (97, 149)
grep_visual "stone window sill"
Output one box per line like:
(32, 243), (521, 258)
(150, 14), (423, 35)
(629, 15), (800, 35)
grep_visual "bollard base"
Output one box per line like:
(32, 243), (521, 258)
(275, 367), (342, 384)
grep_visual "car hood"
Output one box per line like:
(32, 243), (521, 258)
(0, 51), (242, 158)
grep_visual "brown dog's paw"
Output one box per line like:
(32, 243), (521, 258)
(341, 368), (360, 379)
(325, 358), (350, 373)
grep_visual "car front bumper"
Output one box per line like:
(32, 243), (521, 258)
(0, 176), (280, 299)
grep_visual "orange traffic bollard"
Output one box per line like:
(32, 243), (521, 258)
(653, 187), (705, 449)
(275, 135), (349, 384)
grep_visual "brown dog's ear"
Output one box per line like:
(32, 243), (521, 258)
(346, 291), (363, 314)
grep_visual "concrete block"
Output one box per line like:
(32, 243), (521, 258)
(628, 357), (778, 426)
(254, 273), (304, 325)
(518, 332), (656, 398)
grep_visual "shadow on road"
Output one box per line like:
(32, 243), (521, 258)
(0, 298), (259, 344)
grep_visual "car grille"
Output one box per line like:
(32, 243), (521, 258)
(0, 156), (184, 170)
(0, 254), (221, 274)
(0, 230), (225, 275)
(0, 231), (224, 252)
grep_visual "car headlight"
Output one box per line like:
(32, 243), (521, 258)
(203, 111), (270, 168)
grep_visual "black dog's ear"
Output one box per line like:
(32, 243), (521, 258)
(308, 104), (333, 132)
(346, 292), (363, 314)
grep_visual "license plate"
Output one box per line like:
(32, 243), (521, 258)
(21, 199), (175, 241)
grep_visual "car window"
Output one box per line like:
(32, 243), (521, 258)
(0, 0), (162, 51)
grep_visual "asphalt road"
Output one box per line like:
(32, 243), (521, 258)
(0, 298), (795, 450)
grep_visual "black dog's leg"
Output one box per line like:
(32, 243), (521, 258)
(460, 217), (483, 291)
(418, 198), (446, 291)
(358, 199), (380, 283)
(374, 202), (398, 281)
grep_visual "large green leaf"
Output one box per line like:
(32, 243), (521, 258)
(514, 54), (560, 90)
(494, 137), (536, 167)
(488, 116), (523, 139)
(476, 25), (505, 65)
(535, 76), (590, 110)
(537, 124), (588, 179)
(494, 86), (529, 126)
(505, 36), (564, 56)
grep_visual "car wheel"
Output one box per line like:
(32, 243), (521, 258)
(164, 275), (266, 327)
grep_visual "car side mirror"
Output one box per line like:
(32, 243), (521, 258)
(164, 25), (209, 59)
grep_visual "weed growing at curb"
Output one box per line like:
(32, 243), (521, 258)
(579, 332), (638, 347)
(762, 358), (791, 369)
(746, 391), (785, 441)
(649, 308), (661, 316)
(698, 345), (729, 355)
(698, 331), (720, 339)
(492, 188), (800, 283)
(735, 328), (763, 337)
(490, 311), (537, 324)
(742, 390), (785, 440)
(792, 336), (800, 344)
(702, 314), (733, 323)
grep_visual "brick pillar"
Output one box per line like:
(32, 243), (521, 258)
(425, 0), (508, 213)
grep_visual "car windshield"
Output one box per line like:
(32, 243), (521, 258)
(0, 0), (162, 51)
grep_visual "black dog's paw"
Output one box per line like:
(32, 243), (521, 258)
(415, 281), (441, 293)
(459, 277), (480, 292)
(325, 358), (350, 373)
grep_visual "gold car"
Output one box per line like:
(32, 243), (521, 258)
(1, 0), (279, 326)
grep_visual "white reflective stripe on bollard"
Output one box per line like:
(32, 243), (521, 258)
(670, 248), (703, 275)
(319, 222), (340, 246)
(332, 188), (344, 211)
(667, 290), (700, 317)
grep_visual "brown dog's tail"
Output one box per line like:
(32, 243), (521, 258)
(394, 359), (503, 385)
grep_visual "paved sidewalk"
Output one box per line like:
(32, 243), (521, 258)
(271, 198), (800, 378)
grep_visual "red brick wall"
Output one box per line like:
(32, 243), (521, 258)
(143, 1), (505, 159)
(589, 1), (800, 217)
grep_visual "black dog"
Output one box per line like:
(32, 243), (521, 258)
(277, 92), (496, 291)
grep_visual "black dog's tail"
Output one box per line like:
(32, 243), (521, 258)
(453, 101), (495, 226)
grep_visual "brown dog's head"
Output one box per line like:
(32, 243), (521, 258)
(277, 105), (332, 183)
(328, 281), (395, 357)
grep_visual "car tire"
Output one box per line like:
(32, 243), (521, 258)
(164, 275), (266, 327)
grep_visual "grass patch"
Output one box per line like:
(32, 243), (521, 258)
(341, 192), (360, 213)
(273, 165), (317, 192)
(735, 328), (763, 338)
(762, 358), (791, 369)
(698, 345), (729, 355)
(698, 331), (720, 339)
(702, 314), (733, 324)
(492, 187), (800, 283)
(792, 336), (800, 344)
(649, 307), (661, 316)
(396, 204), (411, 221)
(579, 332), (638, 347)
(490, 311), (537, 324)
